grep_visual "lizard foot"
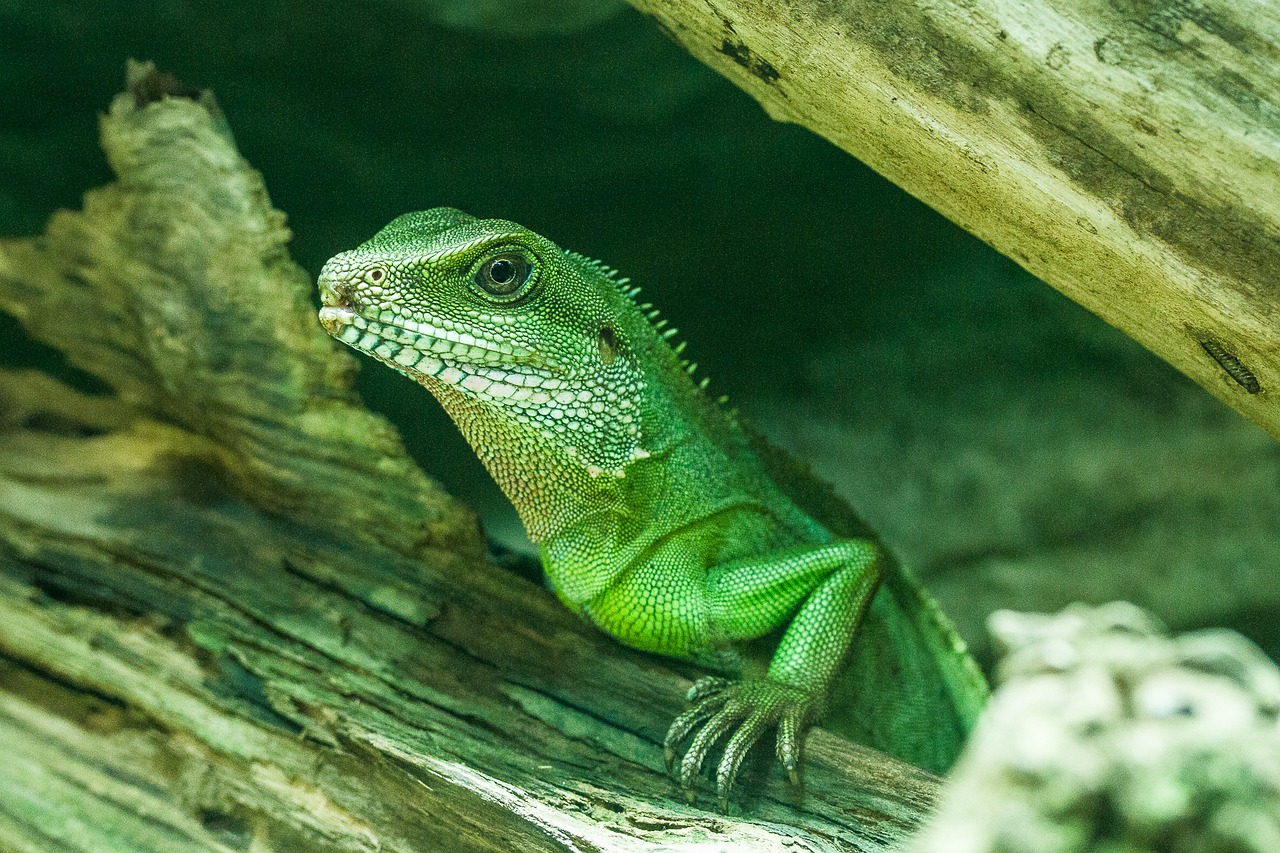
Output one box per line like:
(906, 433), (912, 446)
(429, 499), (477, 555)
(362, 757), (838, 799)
(663, 676), (817, 811)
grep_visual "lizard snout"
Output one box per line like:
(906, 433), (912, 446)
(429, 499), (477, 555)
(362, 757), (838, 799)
(317, 261), (371, 335)
(317, 267), (358, 311)
(319, 259), (391, 313)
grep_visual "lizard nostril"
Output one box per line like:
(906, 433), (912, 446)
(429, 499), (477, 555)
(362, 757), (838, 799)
(368, 268), (384, 283)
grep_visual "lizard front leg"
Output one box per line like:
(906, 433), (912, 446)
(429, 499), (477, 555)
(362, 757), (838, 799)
(665, 539), (882, 809)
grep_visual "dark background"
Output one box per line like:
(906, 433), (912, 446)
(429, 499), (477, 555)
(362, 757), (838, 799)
(3, 0), (1276, 665)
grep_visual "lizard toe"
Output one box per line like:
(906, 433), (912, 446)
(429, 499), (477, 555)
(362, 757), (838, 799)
(687, 675), (731, 703)
(678, 701), (746, 801)
(667, 678), (821, 806)
(664, 689), (731, 771)
(715, 710), (773, 812)
(776, 705), (808, 787)
(667, 678), (821, 807)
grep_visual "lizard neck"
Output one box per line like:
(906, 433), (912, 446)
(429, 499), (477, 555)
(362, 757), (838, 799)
(419, 351), (700, 545)
(421, 380), (631, 543)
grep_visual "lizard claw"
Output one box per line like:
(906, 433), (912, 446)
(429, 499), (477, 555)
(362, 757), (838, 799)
(777, 706), (806, 787)
(678, 699), (743, 800)
(664, 680), (730, 771)
(663, 678), (817, 810)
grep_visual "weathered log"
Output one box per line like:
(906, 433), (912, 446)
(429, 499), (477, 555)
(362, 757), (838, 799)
(627, 0), (1280, 439)
(0, 63), (935, 851)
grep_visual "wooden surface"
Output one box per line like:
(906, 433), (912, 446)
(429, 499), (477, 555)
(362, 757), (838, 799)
(0, 63), (936, 852)
(627, 0), (1280, 439)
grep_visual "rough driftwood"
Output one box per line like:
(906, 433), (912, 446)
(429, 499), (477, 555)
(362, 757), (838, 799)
(0, 65), (936, 852)
(627, 0), (1280, 440)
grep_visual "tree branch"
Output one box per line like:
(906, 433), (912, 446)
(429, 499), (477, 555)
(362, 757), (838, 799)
(627, 0), (1280, 439)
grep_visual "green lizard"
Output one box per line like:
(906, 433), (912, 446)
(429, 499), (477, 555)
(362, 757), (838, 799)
(318, 209), (987, 808)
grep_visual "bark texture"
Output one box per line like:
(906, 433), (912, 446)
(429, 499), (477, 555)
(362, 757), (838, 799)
(0, 63), (935, 852)
(627, 0), (1280, 439)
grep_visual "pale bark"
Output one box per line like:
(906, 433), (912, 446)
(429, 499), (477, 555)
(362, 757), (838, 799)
(627, 0), (1280, 439)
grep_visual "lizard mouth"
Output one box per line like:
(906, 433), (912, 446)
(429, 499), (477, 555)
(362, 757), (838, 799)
(315, 268), (559, 396)
(318, 304), (357, 335)
(322, 309), (569, 403)
(323, 309), (522, 362)
(317, 302), (560, 392)
(317, 273), (368, 337)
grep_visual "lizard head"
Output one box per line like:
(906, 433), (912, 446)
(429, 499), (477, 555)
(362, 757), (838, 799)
(318, 208), (650, 478)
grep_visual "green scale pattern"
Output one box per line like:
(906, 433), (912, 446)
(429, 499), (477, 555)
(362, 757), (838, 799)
(318, 209), (987, 808)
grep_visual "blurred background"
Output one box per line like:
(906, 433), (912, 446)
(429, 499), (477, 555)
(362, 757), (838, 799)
(1, 0), (1276, 667)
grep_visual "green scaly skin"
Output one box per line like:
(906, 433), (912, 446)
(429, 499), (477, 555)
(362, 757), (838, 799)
(318, 209), (988, 809)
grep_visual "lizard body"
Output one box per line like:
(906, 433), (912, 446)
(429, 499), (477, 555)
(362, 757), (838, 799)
(318, 209), (987, 807)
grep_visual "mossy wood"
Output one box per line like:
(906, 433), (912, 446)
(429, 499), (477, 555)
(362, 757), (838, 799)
(0, 65), (936, 852)
(628, 0), (1280, 439)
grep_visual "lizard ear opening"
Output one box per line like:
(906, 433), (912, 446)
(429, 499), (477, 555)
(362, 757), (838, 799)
(598, 325), (618, 366)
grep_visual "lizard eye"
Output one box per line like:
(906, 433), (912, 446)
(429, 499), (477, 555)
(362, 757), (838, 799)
(474, 252), (533, 298)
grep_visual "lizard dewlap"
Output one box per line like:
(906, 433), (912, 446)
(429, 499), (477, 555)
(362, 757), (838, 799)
(318, 208), (987, 807)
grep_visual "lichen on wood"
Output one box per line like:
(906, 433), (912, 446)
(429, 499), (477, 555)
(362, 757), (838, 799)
(910, 602), (1280, 853)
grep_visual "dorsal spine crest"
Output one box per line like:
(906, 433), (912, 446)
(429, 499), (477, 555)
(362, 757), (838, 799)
(567, 249), (732, 415)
